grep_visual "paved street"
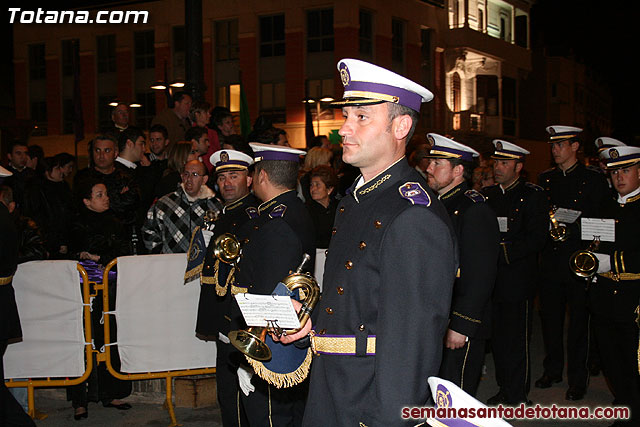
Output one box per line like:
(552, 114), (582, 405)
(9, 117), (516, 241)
(25, 310), (621, 426)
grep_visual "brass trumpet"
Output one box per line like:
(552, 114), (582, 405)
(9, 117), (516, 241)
(569, 237), (601, 279)
(213, 233), (241, 264)
(549, 208), (569, 242)
(229, 253), (320, 361)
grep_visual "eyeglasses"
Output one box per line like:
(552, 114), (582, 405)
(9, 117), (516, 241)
(181, 171), (205, 178)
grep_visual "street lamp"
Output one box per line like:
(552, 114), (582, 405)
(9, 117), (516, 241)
(303, 96), (335, 135)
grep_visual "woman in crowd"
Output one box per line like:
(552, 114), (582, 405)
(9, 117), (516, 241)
(299, 147), (333, 202)
(68, 177), (132, 420)
(154, 142), (199, 199)
(22, 155), (76, 259)
(305, 165), (339, 249)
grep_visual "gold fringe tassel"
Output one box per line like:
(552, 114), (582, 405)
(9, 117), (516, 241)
(246, 348), (312, 389)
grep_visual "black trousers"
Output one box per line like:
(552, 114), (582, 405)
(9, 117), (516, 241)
(217, 342), (249, 427)
(240, 374), (307, 427)
(1, 341), (36, 427)
(593, 316), (640, 424)
(538, 277), (590, 387)
(439, 337), (486, 397)
(492, 299), (532, 404)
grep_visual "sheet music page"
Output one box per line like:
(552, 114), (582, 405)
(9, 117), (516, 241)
(554, 207), (582, 224)
(234, 294), (300, 329)
(581, 218), (616, 242)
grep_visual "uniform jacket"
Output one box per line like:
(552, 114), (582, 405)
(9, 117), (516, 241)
(196, 192), (259, 339)
(538, 162), (609, 279)
(440, 182), (499, 339)
(233, 190), (315, 302)
(304, 158), (457, 427)
(142, 184), (222, 254)
(483, 179), (548, 301)
(588, 191), (640, 323)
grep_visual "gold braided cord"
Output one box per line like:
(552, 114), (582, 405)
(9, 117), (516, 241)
(312, 336), (376, 354)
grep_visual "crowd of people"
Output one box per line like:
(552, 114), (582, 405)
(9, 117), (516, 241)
(1, 58), (639, 427)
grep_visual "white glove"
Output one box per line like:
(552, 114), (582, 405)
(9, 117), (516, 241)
(237, 365), (255, 396)
(202, 230), (214, 247)
(594, 253), (611, 273)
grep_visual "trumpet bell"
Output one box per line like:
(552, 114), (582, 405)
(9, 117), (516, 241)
(228, 327), (272, 361)
(569, 250), (599, 279)
(550, 225), (569, 242)
(214, 233), (241, 264)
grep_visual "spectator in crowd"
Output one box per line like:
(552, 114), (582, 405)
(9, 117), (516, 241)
(210, 106), (237, 143)
(298, 147), (333, 202)
(154, 142), (199, 199)
(69, 176), (133, 418)
(305, 165), (339, 249)
(191, 101), (220, 173)
(409, 144), (430, 180)
(1, 185), (48, 264)
(148, 124), (171, 162)
(22, 156), (76, 259)
(105, 102), (130, 133)
(221, 134), (253, 156)
(74, 134), (141, 253)
(472, 165), (495, 191)
(308, 135), (330, 150)
(186, 126), (210, 161)
(26, 145), (45, 177)
(151, 91), (192, 145)
(0, 169), (37, 427)
(4, 140), (36, 210)
(56, 152), (76, 180)
(115, 127), (156, 229)
(142, 160), (221, 254)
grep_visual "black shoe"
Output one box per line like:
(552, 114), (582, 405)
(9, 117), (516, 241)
(565, 385), (586, 401)
(487, 391), (507, 405)
(74, 408), (88, 420)
(534, 374), (562, 388)
(103, 402), (132, 410)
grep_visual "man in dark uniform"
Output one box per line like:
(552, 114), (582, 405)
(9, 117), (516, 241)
(425, 133), (499, 397)
(0, 166), (36, 427)
(588, 146), (640, 425)
(195, 149), (258, 427)
(483, 140), (548, 405)
(231, 143), (314, 427)
(536, 126), (609, 400)
(283, 59), (457, 427)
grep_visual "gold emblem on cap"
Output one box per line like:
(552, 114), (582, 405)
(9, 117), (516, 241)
(496, 141), (503, 151)
(220, 151), (229, 162)
(610, 148), (619, 159)
(340, 67), (350, 87)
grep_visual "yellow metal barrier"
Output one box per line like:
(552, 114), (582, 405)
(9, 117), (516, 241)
(7, 259), (218, 426)
(99, 258), (216, 427)
(6, 264), (95, 419)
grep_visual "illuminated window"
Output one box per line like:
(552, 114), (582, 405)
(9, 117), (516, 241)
(217, 84), (241, 113)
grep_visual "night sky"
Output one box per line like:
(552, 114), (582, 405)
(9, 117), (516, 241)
(2, 0), (639, 143)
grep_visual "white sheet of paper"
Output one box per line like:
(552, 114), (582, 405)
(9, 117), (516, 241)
(497, 217), (508, 233)
(581, 218), (616, 242)
(235, 294), (300, 329)
(554, 207), (582, 224)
